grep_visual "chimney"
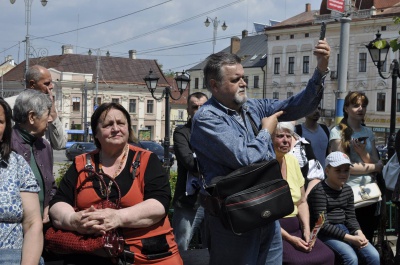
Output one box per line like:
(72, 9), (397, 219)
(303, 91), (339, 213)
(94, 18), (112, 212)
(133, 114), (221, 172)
(242, 30), (248, 38)
(5, 55), (13, 61)
(129, 50), (137, 59)
(305, 3), (311, 12)
(62, 44), (73, 55)
(231, 37), (241, 54)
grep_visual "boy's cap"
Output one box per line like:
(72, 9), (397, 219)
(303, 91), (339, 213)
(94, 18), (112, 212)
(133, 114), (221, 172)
(325, 151), (353, 168)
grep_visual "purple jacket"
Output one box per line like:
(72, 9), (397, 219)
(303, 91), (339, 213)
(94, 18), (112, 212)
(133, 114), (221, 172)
(11, 127), (56, 208)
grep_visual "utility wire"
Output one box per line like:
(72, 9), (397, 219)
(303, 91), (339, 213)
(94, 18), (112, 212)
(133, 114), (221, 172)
(99, 0), (245, 49)
(31, 0), (172, 40)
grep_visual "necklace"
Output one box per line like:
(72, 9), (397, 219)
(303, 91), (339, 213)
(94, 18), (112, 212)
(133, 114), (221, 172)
(98, 144), (128, 196)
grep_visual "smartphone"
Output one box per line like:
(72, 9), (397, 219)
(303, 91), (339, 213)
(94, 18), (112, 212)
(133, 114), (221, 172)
(319, 22), (326, 40)
(357, 136), (368, 143)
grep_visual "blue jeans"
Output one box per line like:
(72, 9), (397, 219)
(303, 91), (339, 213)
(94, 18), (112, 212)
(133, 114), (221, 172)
(319, 224), (380, 265)
(206, 213), (282, 265)
(172, 206), (206, 251)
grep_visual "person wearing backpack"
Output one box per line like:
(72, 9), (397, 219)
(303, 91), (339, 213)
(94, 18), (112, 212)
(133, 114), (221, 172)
(295, 107), (330, 168)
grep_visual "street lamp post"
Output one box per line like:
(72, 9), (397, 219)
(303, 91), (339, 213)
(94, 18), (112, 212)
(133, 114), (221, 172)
(204, 17), (227, 54)
(144, 70), (190, 172)
(366, 31), (398, 159)
(9, 0), (48, 76)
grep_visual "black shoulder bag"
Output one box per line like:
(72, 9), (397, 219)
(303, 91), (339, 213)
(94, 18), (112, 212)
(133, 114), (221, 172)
(200, 113), (294, 235)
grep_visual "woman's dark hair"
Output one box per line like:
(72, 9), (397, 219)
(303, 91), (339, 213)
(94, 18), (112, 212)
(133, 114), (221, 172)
(0, 98), (13, 162)
(339, 91), (369, 154)
(91, 103), (137, 149)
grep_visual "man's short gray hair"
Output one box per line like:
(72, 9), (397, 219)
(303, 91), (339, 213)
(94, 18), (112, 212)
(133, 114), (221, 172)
(203, 52), (241, 91)
(25, 65), (45, 87)
(13, 89), (52, 124)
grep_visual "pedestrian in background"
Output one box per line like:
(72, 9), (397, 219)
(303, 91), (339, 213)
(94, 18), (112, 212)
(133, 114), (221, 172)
(5, 65), (67, 150)
(295, 107), (330, 168)
(172, 92), (209, 251)
(190, 38), (330, 265)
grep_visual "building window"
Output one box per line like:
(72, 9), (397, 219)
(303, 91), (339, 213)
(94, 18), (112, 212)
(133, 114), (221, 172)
(72, 97), (80, 112)
(381, 26), (387, 31)
(397, 93), (400, 112)
(147, 100), (154, 114)
(129, 99), (136, 113)
(359, 53), (367, 72)
(254, 76), (259, 88)
(288, 57), (295, 74)
(377, 92), (385, 112)
(273, 92), (279, 99)
(290, 34), (294, 39)
(195, 78), (199, 89)
(202, 77), (206, 89)
(305, 33), (309, 38)
(178, 110), (184, 120)
(132, 125), (137, 135)
(276, 36), (280, 40)
(111, 98), (119, 104)
(287, 92), (293, 99)
(274, 58), (280, 74)
(303, 56), (309, 74)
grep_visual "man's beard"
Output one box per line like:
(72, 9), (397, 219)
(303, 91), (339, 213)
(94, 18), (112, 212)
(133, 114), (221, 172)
(233, 93), (247, 107)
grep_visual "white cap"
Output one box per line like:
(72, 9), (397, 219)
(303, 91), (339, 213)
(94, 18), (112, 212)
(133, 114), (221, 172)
(325, 151), (353, 168)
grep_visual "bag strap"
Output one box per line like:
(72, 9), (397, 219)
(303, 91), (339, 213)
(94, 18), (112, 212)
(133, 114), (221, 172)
(246, 112), (259, 136)
(75, 154), (122, 209)
(295, 124), (302, 136)
(131, 151), (142, 180)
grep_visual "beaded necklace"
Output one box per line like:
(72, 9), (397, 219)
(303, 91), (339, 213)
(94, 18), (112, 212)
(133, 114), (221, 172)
(98, 144), (128, 196)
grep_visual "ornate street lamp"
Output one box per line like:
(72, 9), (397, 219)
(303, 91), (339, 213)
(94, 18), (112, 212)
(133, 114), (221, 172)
(144, 69), (190, 171)
(366, 31), (398, 159)
(204, 17), (228, 54)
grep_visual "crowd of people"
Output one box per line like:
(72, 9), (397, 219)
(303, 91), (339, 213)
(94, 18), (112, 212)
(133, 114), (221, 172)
(0, 35), (398, 265)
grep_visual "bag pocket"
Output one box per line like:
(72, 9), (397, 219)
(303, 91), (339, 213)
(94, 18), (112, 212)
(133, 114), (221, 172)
(221, 179), (293, 234)
(141, 234), (172, 260)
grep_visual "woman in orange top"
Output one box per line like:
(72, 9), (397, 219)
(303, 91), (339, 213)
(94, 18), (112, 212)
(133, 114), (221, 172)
(49, 103), (182, 265)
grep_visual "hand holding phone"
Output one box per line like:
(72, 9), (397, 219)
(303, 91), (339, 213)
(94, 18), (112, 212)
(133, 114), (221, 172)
(356, 136), (368, 143)
(319, 22), (326, 40)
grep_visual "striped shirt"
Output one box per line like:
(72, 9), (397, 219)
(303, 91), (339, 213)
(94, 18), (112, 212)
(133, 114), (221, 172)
(307, 181), (360, 240)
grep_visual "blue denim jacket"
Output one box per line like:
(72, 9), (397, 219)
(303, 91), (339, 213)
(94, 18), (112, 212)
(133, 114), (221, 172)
(190, 69), (326, 188)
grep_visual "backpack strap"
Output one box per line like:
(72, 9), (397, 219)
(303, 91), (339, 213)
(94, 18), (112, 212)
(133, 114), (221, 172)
(320, 123), (330, 139)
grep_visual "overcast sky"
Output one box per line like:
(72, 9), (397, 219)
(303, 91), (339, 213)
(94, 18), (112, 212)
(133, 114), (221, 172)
(1, 0), (322, 73)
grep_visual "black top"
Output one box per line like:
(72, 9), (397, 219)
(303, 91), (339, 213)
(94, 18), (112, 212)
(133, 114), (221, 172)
(172, 120), (200, 209)
(308, 181), (360, 240)
(50, 150), (171, 212)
